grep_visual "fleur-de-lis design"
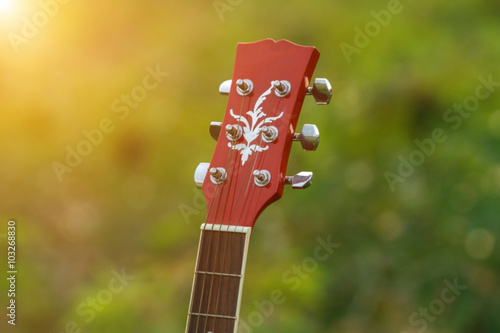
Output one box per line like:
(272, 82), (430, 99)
(228, 82), (284, 165)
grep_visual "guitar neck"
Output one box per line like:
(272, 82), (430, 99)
(186, 223), (252, 333)
(185, 39), (331, 333)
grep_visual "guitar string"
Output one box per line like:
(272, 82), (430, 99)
(232, 75), (284, 227)
(208, 96), (248, 330)
(227, 83), (277, 225)
(200, 77), (284, 332)
(210, 85), (279, 329)
(193, 95), (244, 333)
(201, 95), (246, 333)
(204, 79), (286, 332)
(206, 83), (278, 331)
(218, 80), (281, 332)
(192, 179), (222, 332)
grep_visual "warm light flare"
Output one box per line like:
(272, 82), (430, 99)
(0, 0), (15, 15)
(0, 0), (12, 10)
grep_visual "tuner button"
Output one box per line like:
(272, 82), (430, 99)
(219, 80), (232, 95)
(306, 78), (332, 105)
(210, 121), (222, 141)
(194, 162), (210, 188)
(236, 79), (253, 96)
(293, 124), (320, 151)
(285, 171), (313, 189)
(273, 80), (291, 97)
(209, 167), (227, 185)
(253, 169), (271, 187)
(225, 124), (243, 141)
(260, 125), (278, 143)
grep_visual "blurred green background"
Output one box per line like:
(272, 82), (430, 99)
(0, 0), (499, 332)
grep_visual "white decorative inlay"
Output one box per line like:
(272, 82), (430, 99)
(228, 82), (284, 165)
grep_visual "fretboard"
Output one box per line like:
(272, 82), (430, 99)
(186, 223), (251, 333)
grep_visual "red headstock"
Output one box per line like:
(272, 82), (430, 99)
(195, 39), (331, 228)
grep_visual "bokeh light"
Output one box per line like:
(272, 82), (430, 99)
(465, 228), (496, 260)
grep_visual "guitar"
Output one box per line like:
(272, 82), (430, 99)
(186, 39), (332, 333)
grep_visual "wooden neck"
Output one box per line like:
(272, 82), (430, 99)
(186, 223), (252, 333)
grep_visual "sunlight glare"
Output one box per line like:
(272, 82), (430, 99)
(0, 0), (13, 13)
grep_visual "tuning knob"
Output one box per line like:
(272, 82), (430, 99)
(273, 80), (291, 97)
(219, 80), (232, 95)
(194, 163), (210, 188)
(260, 126), (278, 143)
(293, 124), (320, 151)
(253, 169), (271, 187)
(235, 79), (253, 96)
(209, 121), (222, 141)
(209, 167), (227, 185)
(285, 171), (313, 189)
(306, 78), (332, 105)
(225, 124), (243, 141)
(219, 79), (254, 96)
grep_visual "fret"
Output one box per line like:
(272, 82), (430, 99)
(186, 315), (234, 333)
(190, 273), (240, 316)
(185, 224), (251, 333)
(196, 271), (242, 278)
(196, 229), (247, 275)
(189, 312), (237, 320)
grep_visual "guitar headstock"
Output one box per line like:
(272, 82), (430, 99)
(194, 39), (332, 228)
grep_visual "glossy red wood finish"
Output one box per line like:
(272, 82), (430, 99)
(202, 39), (320, 227)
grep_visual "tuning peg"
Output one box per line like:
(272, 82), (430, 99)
(273, 80), (291, 97)
(219, 79), (254, 96)
(306, 78), (332, 105)
(285, 171), (313, 189)
(260, 125), (278, 143)
(219, 80), (232, 95)
(209, 167), (227, 184)
(253, 169), (271, 187)
(236, 79), (253, 96)
(194, 162), (210, 188)
(209, 121), (222, 141)
(293, 124), (320, 151)
(225, 124), (243, 141)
